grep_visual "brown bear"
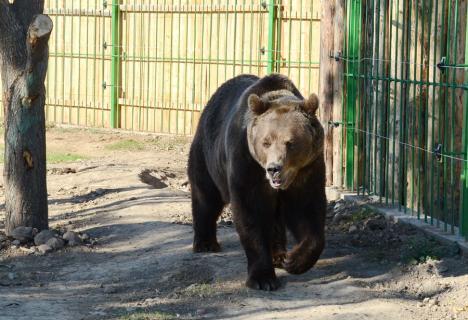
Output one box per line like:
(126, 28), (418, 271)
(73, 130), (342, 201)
(187, 74), (326, 291)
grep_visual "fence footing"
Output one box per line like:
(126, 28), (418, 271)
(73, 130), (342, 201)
(325, 188), (468, 257)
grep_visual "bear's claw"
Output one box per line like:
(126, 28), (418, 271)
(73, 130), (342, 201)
(193, 240), (221, 253)
(272, 251), (287, 269)
(284, 252), (314, 275)
(246, 275), (280, 291)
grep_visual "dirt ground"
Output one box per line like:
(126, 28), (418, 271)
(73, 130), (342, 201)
(0, 126), (467, 320)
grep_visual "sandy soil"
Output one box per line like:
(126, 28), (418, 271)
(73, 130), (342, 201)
(0, 126), (467, 320)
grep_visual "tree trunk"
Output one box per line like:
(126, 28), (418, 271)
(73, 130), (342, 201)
(332, 0), (345, 189)
(319, 0), (335, 187)
(0, 1), (53, 235)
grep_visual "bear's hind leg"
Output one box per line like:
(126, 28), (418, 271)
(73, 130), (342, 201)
(188, 155), (224, 252)
(272, 216), (287, 269)
(191, 186), (224, 252)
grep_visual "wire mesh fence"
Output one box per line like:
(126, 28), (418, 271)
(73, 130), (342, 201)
(340, 0), (468, 239)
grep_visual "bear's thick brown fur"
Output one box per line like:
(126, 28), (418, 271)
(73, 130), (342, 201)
(188, 74), (326, 291)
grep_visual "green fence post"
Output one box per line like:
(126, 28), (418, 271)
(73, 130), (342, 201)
(461, 7), (468, 240)
(345, 0), (361, 189)
(266, 0), (277, 74)
(110, 0), (121, 128)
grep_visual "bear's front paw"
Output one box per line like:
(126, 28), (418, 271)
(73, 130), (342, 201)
(246, 274), (280, 291)
(193, 239), (221, 253)
(284, 248), (315, 275)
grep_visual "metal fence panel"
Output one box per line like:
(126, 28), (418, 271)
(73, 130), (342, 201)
(342, 0), (468, 239)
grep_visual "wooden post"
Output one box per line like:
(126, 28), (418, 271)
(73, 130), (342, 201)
(0, 1), (52, 234)
(333, 0), (345, 189)
(319, 0), (336, 186)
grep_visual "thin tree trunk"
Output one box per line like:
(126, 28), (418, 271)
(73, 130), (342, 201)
(319, 0), (335, 187)
(0, 0), (53, 235)
(333, 0), (345, 189)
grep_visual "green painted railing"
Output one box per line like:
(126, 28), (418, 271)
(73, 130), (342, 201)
(266, 0), (277, 74)
(343, 0), (468, 240)
(461, 5), (468, 238)
(110, 0), (121, 128)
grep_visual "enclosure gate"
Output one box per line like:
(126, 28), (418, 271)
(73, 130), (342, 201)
(341, 0), (468, 239)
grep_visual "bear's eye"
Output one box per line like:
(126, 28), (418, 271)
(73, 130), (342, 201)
(285, 141), (295, 150)
(262, 140), (271, 148)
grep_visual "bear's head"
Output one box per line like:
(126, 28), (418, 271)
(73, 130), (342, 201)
(246, 90), (324, 190)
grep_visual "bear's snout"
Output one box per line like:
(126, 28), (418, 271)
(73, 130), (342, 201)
(266, 163), (283, 176)
(266, 162), (289, 190)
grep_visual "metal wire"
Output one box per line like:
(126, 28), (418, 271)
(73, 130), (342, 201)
(324, 121), (468, 163)
(333, 55), (468, 70)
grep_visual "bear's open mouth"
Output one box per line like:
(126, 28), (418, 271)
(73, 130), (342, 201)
(270, 177), (283, 189)
(272, 180), (282, 188)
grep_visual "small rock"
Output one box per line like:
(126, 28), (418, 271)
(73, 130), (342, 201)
(46, 237), (65, 250)
(19, 246), (36, 254)
(334, 202), (343, 210)
(12, 240), (21, 246)
(423, 297), (430, 304)
(63, 231), (82, 246)
(332, 213), (343, 224)
(103, 286), (117, 294)
(11, 226), (37, 243)
(429, 298), (439, 306)
(34, 229), (57, 246)
(80, 233), (90, 241)
(196, 309), (207, 315)
(349, 225), (358, 233)
(38, 244), (53, 254)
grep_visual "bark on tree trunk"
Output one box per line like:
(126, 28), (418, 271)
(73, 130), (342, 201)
(0, 0), (52, 235)
(332, 0), (345, 189)
(319, 0), (335, 187)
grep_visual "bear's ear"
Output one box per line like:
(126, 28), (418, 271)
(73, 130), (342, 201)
(248, 94), (268, 115)
(302, 93), (319, 115)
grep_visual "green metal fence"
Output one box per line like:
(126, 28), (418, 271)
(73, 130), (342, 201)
(341, 0), (468, 239)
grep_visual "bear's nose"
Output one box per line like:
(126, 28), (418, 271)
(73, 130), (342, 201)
(267, 163), (283, 175)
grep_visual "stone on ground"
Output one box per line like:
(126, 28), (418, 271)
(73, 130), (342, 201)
(34, 229), (57, 246)
(46, 237), (65, 250)
(63, 231), (82, 246)
(11, 226), (37, 243)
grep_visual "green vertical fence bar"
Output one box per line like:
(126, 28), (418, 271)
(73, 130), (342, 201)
(266, 0), (277, 74)
(345, 0), (360, 189)
(461, 6), (468, 240)
(110, 0), (121, 128)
